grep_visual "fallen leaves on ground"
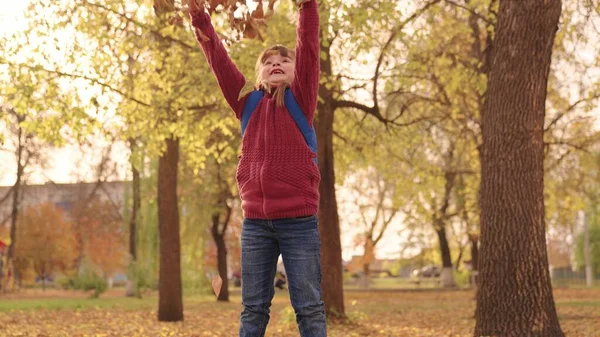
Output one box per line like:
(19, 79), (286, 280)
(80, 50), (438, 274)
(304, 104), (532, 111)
(0, 288), (598, 336)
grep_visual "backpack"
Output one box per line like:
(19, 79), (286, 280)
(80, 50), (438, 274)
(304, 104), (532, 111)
(241, 88), (318, 164)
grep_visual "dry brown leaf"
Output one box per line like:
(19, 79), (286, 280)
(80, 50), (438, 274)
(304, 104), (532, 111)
(211, 275), (223, 297)
(251, 2), (264, 18)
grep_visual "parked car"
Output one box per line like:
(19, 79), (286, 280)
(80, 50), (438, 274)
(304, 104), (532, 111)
(411, 265), (441, 278)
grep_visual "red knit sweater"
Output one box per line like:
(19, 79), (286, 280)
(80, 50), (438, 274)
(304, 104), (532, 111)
(191, 1), (321, 220)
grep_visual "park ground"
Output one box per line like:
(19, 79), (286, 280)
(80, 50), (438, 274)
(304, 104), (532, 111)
(0, 287), (599, 337)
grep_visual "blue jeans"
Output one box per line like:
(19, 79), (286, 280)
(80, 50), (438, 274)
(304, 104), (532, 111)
(239, 215), (327, 337)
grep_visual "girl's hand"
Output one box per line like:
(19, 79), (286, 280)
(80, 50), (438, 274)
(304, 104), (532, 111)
(295, 0), (311, 7)
(189, 0), (210, 41)
(189, 0), (205, 12)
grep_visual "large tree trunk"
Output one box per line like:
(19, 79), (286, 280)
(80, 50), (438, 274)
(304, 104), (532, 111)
(316, 98), (344, 317)
(475, 1), (563, 335)
(435, 225), (455, 288)
(126, 146), (141, 297)
(211, 213), (229, 302)
(157, 137), (183, 322)
(315, 12), (344, 317)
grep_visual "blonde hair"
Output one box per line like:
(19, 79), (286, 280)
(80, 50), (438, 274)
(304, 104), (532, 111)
(255, 45), (296, 107)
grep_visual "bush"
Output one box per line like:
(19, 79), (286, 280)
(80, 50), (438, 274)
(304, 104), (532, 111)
(63, 268), (108, 298)
(127, 261), (158, 298)
(55, 274), (75, 290)
(453, 269), (471, 288)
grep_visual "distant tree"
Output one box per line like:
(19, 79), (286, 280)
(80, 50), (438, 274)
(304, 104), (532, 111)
(575, 225), (600, 275)
(15, 203), (78, 285)
(0, 107), (50, 287)
(71, 198), (128, 277)
(344, 167), (400, 288)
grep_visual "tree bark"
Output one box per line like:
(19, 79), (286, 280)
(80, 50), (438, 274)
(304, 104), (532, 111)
(211, 213), (229, 302)
(157, 137), (183, 322)
(475, 1), (563, 335)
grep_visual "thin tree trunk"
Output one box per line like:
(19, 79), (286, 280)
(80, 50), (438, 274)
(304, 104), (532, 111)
(7, 125), (24, 288)
(7, 129), (23, 262)
(470, 234), (479, 288)
(211, 213), (229, 302)
(126, 143), (141, 297)
(455, 244), (465, 272)
(435, 225), (455, 288)
(475, 1), (563, 335)
(316, 13), (344, 317)
(435, 169), (456, 288)
(130, 160), (140, 258)
(157, 137), (183, 322)
(360, 262), (370, 289)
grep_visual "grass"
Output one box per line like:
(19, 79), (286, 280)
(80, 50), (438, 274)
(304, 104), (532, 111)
(557, 299), (600, 308)
(0, 287), (599, 336)
(0, 296), (155, 312)
(343, 277), (442, 290)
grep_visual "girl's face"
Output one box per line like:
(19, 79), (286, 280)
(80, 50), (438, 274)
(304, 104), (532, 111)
(260, 53), (295, 88)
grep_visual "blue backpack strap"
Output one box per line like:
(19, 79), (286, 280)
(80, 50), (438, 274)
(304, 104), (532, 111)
(241, 90), (265, 137)
(283, 89), (318, 165)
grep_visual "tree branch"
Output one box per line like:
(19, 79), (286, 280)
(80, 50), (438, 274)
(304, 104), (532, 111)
(443, 0), (493, 25)
(373, 0), (442, 115)
(334, 100), (386, 123)
(83, 0), (197, 52)
(17, 63), (152, 107)
(334, 0), (441, 127)
(545, 93), (600, 132)
(545, 140), (593, 153)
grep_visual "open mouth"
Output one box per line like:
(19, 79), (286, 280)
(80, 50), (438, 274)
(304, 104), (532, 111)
(270, 69), (284, 75)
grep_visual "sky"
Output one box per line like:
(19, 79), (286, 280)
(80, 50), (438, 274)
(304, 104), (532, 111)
(0, 0), (130, 186)
(0, 1), (27, 34)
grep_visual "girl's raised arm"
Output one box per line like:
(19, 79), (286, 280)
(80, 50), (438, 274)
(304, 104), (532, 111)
(291, 0), (320, 124)
(190, 2), (248, 119)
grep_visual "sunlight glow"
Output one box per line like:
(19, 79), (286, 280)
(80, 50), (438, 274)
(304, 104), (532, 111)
(0, 1), (29, 35)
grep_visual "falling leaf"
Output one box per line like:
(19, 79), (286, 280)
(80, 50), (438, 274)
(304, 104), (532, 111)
(211, 275), (223, 297)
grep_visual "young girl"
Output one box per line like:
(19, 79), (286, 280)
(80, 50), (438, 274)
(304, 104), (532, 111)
(189, 1), (326, 336)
